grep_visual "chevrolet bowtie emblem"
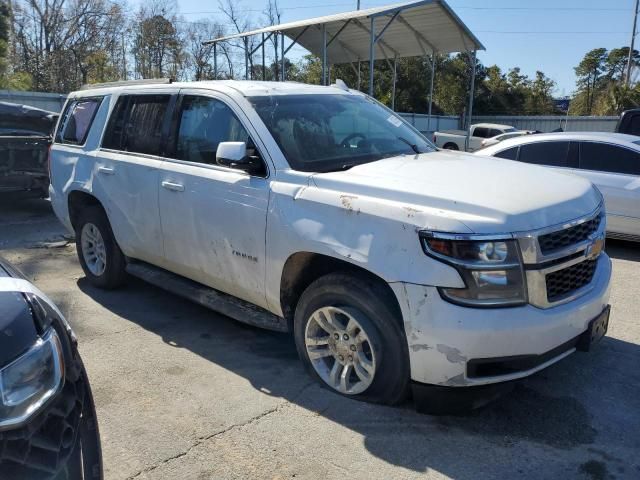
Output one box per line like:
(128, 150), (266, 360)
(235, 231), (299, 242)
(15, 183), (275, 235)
(586, 234), (605, 260)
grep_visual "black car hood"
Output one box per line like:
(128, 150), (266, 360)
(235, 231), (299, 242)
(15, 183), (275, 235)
(0, 261), (38, 367)
(0, 102), (58, 136)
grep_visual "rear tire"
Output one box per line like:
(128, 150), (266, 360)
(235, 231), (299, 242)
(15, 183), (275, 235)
(443, 142), (459, 150)
(75, 205), (126, 289)
(293, 272), (410, 405)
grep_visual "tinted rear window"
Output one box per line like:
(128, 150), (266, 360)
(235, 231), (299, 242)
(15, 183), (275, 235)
(580, 142), (640, 175)
(519, 141), (570, 167)
(102, 95), (171, 156)
(55, 98), (102, 145)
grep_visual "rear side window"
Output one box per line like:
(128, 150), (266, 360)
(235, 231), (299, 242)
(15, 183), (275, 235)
(630, 116), (640, 136)
(473, 127), (489, 138)
(488, 128), (503, 137)
(55, 97), (102, 145)
(494, 146), (519, 160)
(102, 95), (171, 156)
(519, 141), (570, 167)
(579, 142), (640, 175)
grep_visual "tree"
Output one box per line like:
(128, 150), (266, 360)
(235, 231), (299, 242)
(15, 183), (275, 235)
(263, 0), (282, 80)
(574, 48), (607, 114)
(218, 0), (256, 79)
(11, 0), (126, 91)
(184, 20), (222, 80)
(131, 0), (184, 80)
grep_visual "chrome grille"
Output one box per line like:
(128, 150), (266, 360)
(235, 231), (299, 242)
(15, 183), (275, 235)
(538, 214), (602, 254)
(546, 259), (597, 302)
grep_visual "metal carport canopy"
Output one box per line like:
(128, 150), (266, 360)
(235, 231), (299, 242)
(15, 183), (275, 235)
(204, 0), (484, 63)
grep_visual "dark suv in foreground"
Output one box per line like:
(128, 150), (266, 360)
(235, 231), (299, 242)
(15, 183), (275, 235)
(0, 257), (102, 479)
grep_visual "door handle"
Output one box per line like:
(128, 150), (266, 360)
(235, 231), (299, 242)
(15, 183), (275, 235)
(161, 181), (185, 192)
(98, 166), (115, 175)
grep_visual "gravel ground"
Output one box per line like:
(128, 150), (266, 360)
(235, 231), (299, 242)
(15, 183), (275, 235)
(1, 197), (639, 480)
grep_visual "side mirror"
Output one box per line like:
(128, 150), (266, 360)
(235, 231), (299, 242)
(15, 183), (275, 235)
(216, 141), (262, 174)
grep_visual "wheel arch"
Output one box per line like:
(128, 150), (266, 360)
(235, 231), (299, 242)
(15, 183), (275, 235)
(279, 251), (404, 332)
(68, 190), (104, 230)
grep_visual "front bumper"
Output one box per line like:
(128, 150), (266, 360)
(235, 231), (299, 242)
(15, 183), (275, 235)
(390, 253), (612, 387)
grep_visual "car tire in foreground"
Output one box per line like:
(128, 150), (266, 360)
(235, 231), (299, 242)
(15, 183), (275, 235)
(294, 272), (410, 405)
(75, 205), (126, 289)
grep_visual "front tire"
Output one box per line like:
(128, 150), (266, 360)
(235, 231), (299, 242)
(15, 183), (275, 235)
(75, 206), (126, 289)
(294, 272), (410, 405)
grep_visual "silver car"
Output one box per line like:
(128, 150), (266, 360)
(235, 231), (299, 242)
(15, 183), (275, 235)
(477, 132), (640, 241)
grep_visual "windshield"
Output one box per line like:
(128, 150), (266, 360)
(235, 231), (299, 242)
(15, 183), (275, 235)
(248, 94), (435, 172)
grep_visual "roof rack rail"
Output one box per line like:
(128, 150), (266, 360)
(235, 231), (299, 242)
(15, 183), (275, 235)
(79, 78), (173, 90)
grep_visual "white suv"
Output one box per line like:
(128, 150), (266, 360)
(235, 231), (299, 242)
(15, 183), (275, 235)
(49, 80), (611, 413)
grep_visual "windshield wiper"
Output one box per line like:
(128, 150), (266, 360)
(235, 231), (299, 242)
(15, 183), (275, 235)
(397, 136), (421, 154)
(320, 163), (357, 173)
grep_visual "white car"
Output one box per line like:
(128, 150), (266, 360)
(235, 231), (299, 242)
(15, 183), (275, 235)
(479, 130), (536, 149)
(49, 80), (611, 413)
(433, 123), (516, 152)
(477, 132), (640, 241)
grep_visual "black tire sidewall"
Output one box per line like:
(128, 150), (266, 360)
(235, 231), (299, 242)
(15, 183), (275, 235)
(75, 206), (125, 289)
(294, 272), (410, 405)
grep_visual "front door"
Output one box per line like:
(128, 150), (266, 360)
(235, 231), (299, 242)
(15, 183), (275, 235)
(157, 92), (271, 309)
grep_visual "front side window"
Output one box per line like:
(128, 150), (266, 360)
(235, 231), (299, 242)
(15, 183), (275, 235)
(249, 94), (434, 172)
(519, 141), (570, 167)
(580, 142), (640, 175)
(55, 97), (102, 145)
(174, 96), (252, 166)
(102, 95), (170, 156)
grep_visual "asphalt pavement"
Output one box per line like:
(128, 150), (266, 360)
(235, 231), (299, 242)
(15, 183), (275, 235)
(1, 197), (638, 480)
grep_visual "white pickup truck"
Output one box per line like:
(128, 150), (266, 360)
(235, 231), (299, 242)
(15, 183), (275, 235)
(433, 123), (517, 152)
(49, 80), (611, 413)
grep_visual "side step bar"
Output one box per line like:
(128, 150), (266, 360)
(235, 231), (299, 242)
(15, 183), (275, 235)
(125, 261), (288, 333)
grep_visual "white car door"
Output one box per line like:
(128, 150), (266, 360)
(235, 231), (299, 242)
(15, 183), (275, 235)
(577, 141), (640, 237)
(92, 93), (174, 265)
(157, 91), (271, 309)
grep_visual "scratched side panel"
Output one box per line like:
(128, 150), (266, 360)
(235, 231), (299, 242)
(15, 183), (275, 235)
(264, 172), (469, 315)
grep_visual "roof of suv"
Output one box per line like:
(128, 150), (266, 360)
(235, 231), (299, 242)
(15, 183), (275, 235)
(72, 80), (357, 98)
(477, 131), (640, 155)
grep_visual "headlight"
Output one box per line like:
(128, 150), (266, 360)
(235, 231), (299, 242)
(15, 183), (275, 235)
(420, 233), (527, 307)
(0, 328), (64, 430)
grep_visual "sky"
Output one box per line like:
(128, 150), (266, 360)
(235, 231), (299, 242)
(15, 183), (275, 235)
(161, 0), (637, 96)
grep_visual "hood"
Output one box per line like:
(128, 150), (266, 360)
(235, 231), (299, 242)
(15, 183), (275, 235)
(311, 151), (602, 234)
(0, 261), (39, 366)
(0, 102), (58, 136)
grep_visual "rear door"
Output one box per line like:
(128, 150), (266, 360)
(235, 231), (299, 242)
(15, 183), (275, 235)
(577, 142), (640, 236)
(96, 93), (175, 266)
(156, 90), (271, 309)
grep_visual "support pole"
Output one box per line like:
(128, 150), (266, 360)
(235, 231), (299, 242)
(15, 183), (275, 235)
(281, 32), (285, 81)
(357, 59), (361, 91)
(392, 55), (397, 111)
(427, 52), (435, 133)
(465, 50), (477, 152)
(369, 17), (375, 96)
(262, 33), (266, 81)
(213, 43), (218, 79)
(322, 24), (328, 85)
(245, 39), (249, 80)
(626, 0), (639, 86)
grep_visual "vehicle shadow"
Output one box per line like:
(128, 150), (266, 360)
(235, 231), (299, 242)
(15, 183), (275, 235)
(606, 239), (640, 262)
(76, 275), (640, 479)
